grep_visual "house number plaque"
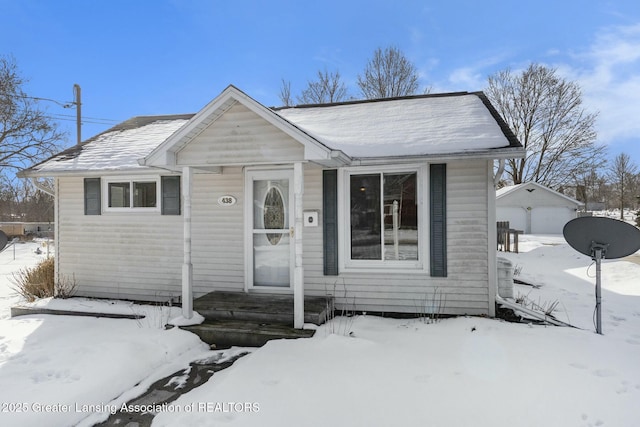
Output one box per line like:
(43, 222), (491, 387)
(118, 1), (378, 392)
(217, 195), (237, 206)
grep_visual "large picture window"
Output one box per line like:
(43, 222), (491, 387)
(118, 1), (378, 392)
(349, 171), (418, 263)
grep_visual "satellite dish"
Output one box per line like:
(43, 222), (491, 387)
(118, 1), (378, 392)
(563, 216), (640, 335)
(0, 231), (8, 252)
(563, 216), (640, 259)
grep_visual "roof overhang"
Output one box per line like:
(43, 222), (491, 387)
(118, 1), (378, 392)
(349, 146), (525, 166)
(18, 167), (172, 179)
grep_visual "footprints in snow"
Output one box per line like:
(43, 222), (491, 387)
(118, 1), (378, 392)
(30, 368), (80, 384)
(569, 362), (640, 396)
(580, 413), (604, 426)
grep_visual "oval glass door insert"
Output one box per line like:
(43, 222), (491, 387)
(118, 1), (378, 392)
(264, 186), (285, 245)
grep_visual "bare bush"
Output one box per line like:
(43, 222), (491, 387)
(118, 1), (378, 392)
(11, 257), (54, 302)
(11, 257), (77, 301)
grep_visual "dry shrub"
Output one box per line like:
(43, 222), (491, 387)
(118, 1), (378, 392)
(11, 257), (77, 302)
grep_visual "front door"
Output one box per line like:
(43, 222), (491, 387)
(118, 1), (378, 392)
(246, 169), (294, 289)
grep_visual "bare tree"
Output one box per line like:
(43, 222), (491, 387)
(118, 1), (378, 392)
(1, 55), (64, 172)
(297, 69), (348, 105)
(0, 174), (54, 222)
(608, 152), (638, 219)
(357, 46), (420, 99)
(573, 167), (604, 207)
(278, 79), (293, 107)
(485, 63), (605, 189)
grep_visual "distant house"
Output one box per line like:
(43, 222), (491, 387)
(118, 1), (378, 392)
(496, 182), (583, 234)
(20, 85), (523, 327)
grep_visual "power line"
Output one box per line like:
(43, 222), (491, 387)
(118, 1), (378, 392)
(48, 113), (118, 124)
(0, 92), (75, 108)
(3, 91), (121, 127)
(9, 108), (120, 125)
(46, 115), (117, 126)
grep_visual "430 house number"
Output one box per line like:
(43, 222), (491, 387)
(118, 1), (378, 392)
(217, 195), (237, 206)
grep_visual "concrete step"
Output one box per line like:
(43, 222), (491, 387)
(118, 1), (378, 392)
(193, 291), (332, 325)
(181, 320), (316, 348)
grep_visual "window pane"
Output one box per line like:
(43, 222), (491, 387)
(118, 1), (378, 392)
(133, 182), (157, 207)
(350, 174), (381, 260)
(384, 173), (418, 260)
(264, 186), (285, 245)
(109, 182), (130, 207)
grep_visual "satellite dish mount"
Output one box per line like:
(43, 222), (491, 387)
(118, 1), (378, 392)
(589, 242), (609, 335)
(563, 217), (640, 335)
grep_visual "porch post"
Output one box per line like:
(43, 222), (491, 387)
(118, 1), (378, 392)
(487, 160), (497, 317)
(293, 162), (304, 328)
(182, 166), (193, 319)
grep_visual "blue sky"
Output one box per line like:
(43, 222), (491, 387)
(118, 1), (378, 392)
(1, 0), (639, 166)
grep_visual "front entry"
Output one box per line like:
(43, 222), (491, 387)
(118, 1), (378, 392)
(246, 169), (294, 289)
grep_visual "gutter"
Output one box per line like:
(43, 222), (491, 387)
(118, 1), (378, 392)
(350, 147), (525, 166)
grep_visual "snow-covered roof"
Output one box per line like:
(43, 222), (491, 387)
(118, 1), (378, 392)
(497, 182), (584, 206)
(22, 115), (193, 176)
(276, 92), (519, 158)
(21, 87), (522, 177)
(496, 183), (523, 198)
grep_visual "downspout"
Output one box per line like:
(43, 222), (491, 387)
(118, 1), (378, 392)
(494, 159), (505, 186)
(489, 161), (571, 326)
(30, 178), (56, 260)
(31, 179), (55, 197)
(487, 159), (506, 317)
(495, 295), (575, 327)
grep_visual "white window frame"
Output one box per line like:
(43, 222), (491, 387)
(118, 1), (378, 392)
(103, 176), (161, 213)
(338, 165), (427, 273)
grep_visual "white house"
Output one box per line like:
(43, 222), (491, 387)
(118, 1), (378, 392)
(20, 85), (524, 327)
(496, 182), (584, 234)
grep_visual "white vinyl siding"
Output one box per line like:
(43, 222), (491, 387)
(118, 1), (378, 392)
(176, 103), (304, 166)
(57, 170), (247, 301)
(57, 159), (491, 315)
(303, 160), (491, 316)
(57, 177), (183, 301)
(190, 168), (245, 293)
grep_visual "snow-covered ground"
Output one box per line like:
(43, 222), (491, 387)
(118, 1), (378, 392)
(1, 235), (640, 427)
(0, 241), (209, 427)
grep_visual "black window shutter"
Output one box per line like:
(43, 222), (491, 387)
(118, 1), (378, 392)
(161, 176), (181, 215)
(323, 170), (339, 275)
(84, 178), (101, 215)
(430, 164), (447, 277)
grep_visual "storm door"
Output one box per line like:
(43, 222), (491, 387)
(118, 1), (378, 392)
(247, 169), (294, 288)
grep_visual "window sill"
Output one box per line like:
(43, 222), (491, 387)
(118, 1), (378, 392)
(103, 208), (161, 214)
(339, 263), (427, 275)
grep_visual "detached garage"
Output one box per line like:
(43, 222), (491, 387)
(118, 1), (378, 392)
(496, 182), (583, 234)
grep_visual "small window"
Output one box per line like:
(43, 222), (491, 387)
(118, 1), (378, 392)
(348, 171), (418, 265)
(104, 178), (159, 211)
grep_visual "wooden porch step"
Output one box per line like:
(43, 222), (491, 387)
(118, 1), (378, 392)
(193, 291), (332, 325)
(181, 320), (315, 348)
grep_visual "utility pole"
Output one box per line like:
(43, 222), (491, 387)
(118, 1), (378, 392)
(73, 84), (82, 144)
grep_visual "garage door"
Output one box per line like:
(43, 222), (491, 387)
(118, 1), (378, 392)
(496, 207), (527, 232)
(531, 207), (574, 234)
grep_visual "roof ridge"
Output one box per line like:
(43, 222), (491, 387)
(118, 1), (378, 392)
(271, 91), (473, 111)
